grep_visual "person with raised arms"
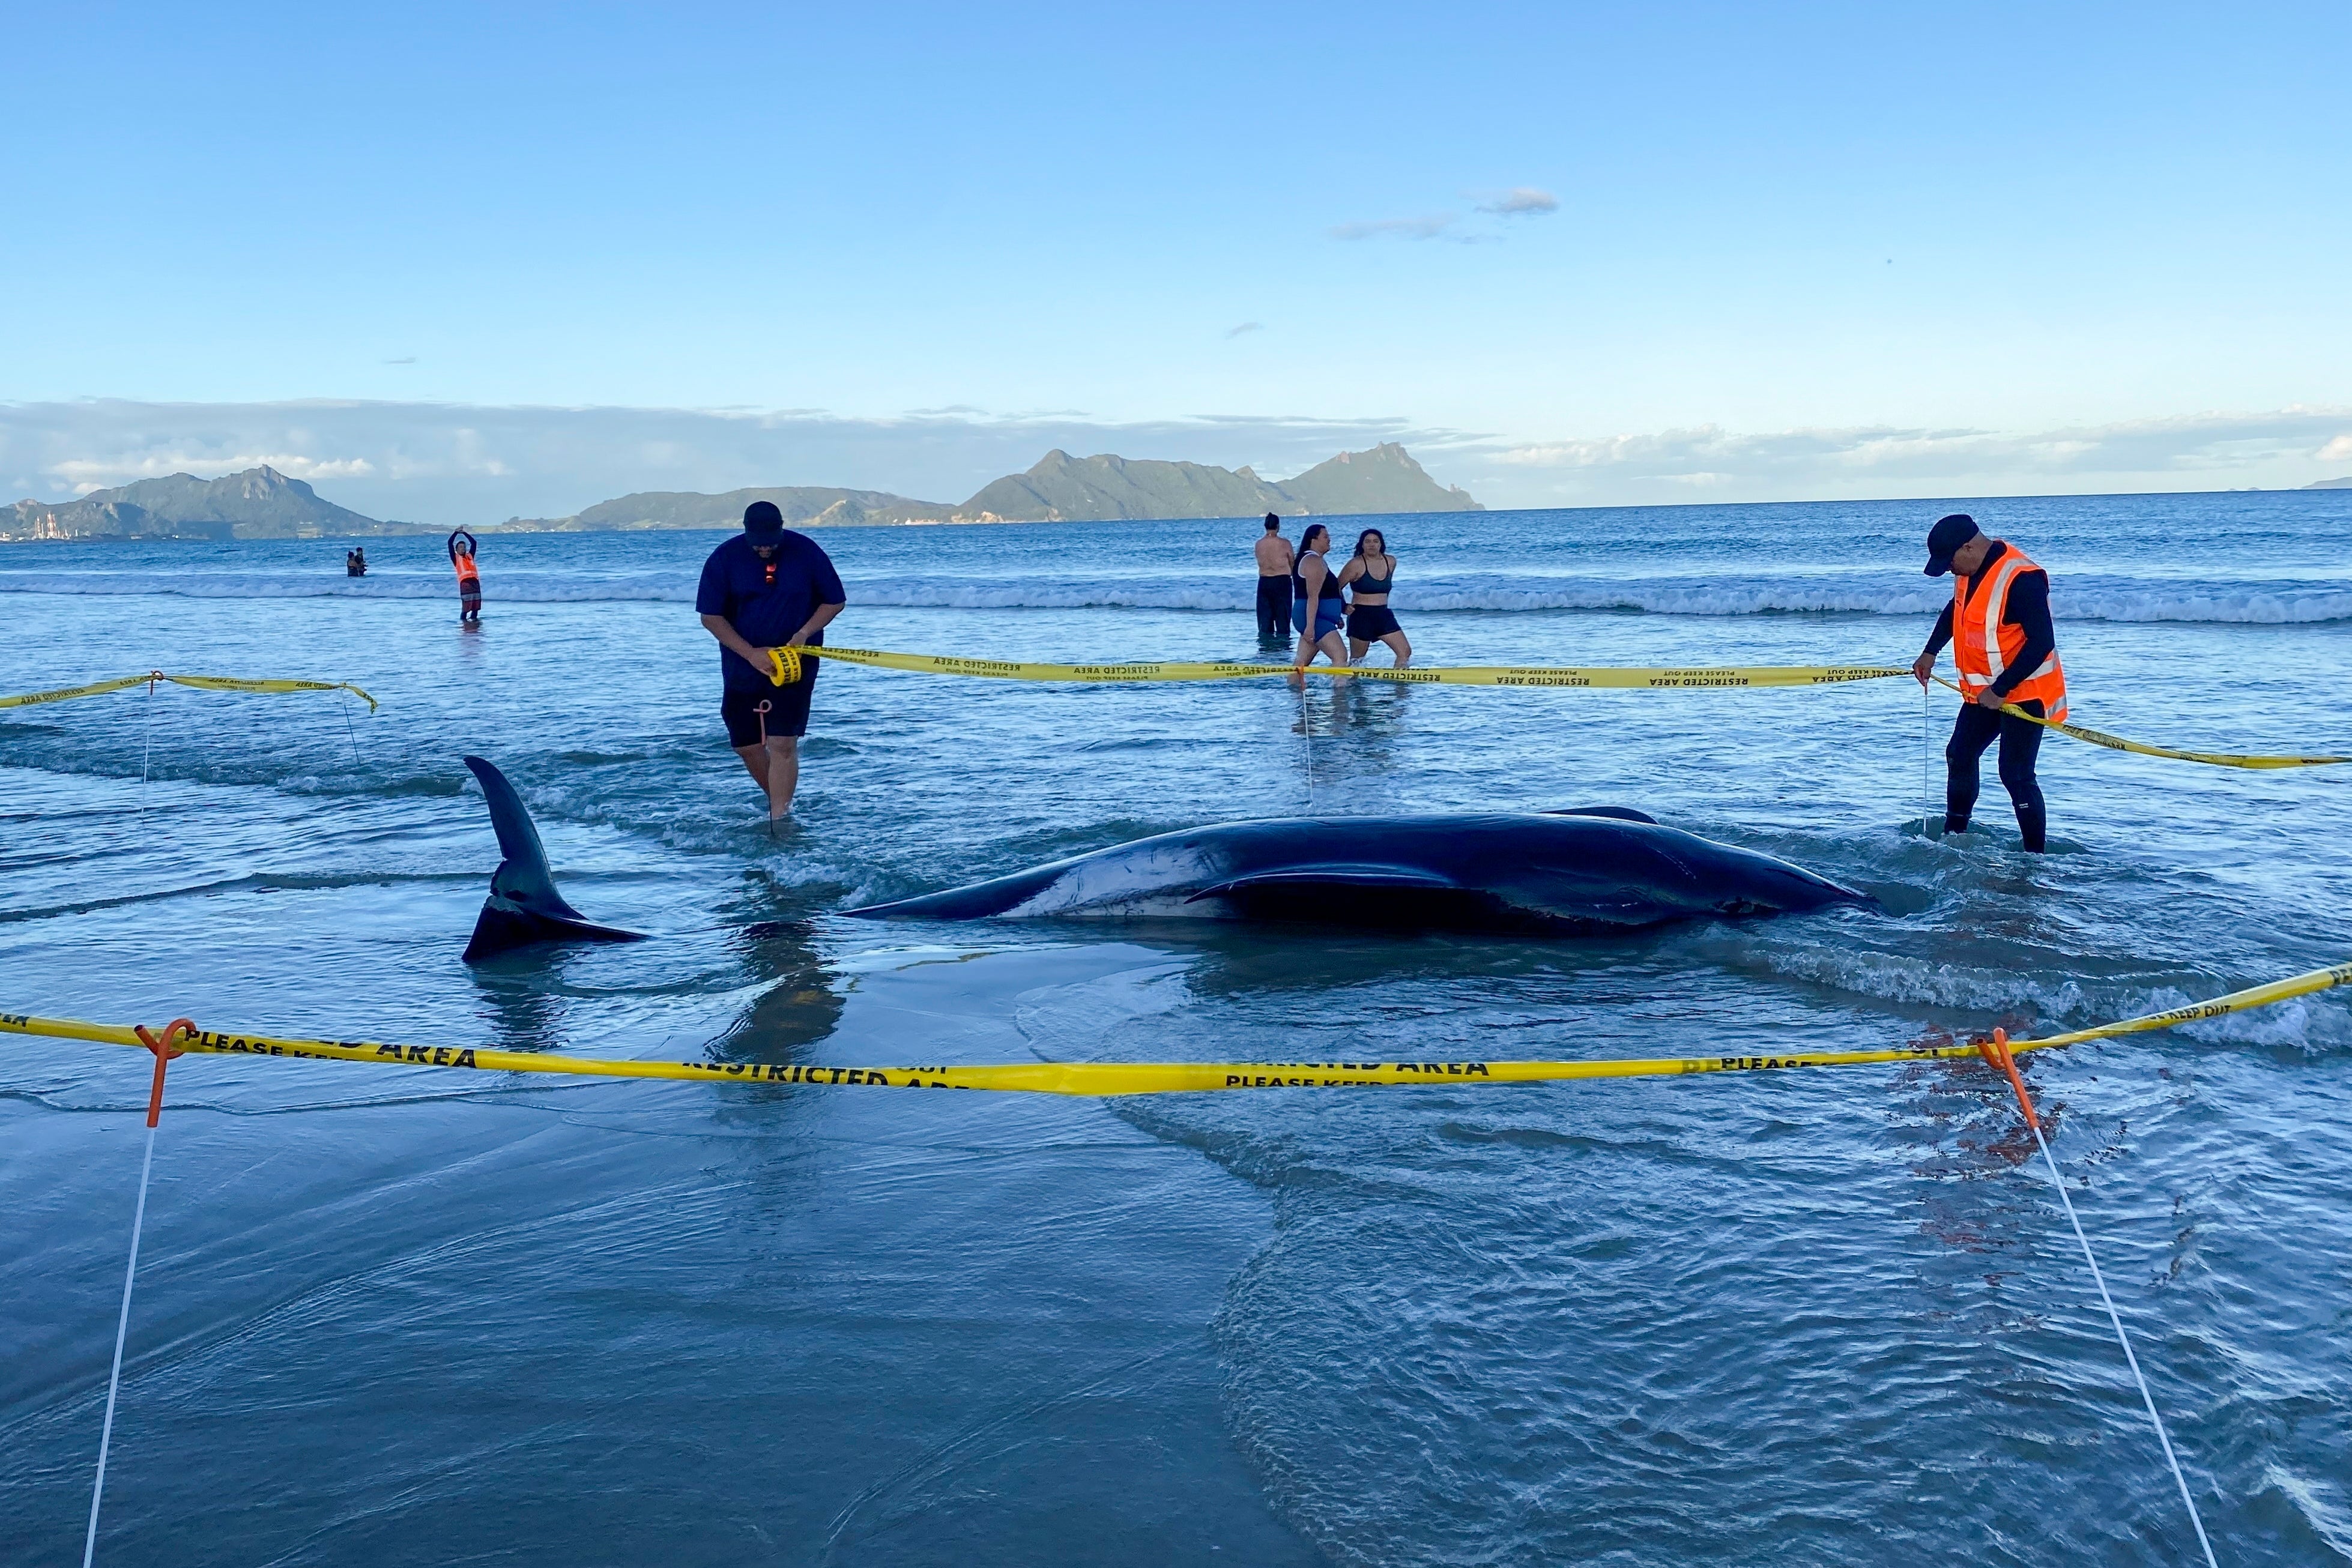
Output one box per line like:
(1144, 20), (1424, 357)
(697, 501), (847, 821)
(447, 531), (481, 621)
(1911, 511), (2066, 852)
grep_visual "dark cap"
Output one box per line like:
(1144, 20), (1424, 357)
(1923, 513), (1979, 576)
(1264, 512), (1281, 528)
(743, 500), (785, 541)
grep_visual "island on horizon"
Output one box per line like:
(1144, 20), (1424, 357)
(1, 442), (1481, 543)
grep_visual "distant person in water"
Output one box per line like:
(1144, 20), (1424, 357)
(447, 531), (481, 622)
(1337, 527), (1409, 667)
(1291, 523), (1349, 674)
(345, 547), (367, 577)
(697, 500), (847, 820)
(1253, 513), (1293, 640)
(1911, 512), (2066, 853)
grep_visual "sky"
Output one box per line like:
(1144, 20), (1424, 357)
(4, 0), (2348, 522)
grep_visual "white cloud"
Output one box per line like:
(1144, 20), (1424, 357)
(1476, 408), (2352, 502)
(49, 453), (377, 490)
(1329, 214), (1457, 241)
(1475, 187), (1558, 216)
(2317, 433), (2352, 463)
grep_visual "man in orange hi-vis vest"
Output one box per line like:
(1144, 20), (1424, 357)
(1911, 513), (2065, 852)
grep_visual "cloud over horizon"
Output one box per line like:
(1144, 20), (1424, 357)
(1489, 408), (2352, 503)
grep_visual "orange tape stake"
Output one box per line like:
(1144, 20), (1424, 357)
(83, 1016), (194, 1568)
(1976, 1027), (2038, 1127)
(131, 1019), (191, 1128)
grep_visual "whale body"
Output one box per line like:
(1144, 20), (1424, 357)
(844, 809), (1866, 935)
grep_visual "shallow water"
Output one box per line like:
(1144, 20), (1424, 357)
(4, 492), (2350, 1564)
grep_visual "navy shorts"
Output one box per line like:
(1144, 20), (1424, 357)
(1298, 599), (1344, 638)
(722, 662), (818, 746)
(1347, 603), (1402, 641)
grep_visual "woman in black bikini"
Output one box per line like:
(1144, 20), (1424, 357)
(1337, 528), (1409, 668)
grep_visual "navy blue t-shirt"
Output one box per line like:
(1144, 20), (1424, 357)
(695, 531), (847, 691)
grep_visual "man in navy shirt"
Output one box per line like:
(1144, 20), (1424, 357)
(696, 501), (847, 819)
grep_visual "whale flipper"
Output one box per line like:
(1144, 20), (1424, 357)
(461, 755), (647, 962)
(1189, 863), (1461, 901)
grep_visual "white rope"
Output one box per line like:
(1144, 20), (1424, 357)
(2020, 1108), (2219, 1567)
(83, 1117), (159, 1567)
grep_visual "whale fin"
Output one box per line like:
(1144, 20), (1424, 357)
(1188, 863), (1462, 902)
(1541, 805), (1658, 824)
(461, 755), (647, 962)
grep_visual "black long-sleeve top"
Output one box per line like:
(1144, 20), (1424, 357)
(1922, 541), (2055, 698)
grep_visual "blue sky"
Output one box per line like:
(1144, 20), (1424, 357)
(4, 1), (2348, 519)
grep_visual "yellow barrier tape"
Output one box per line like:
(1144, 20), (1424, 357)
(0, 672), (379, 714)
(1930, 676), (2344, 770)
(772, 644), (1906, 690)
(8, 961), (2342, 1096)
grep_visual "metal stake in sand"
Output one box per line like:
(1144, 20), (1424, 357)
(1921, 680), (1938, 839)
(83, 1019), (190, 1568)
(1979, 1031), (2219, 1567)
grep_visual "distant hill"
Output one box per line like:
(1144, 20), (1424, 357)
(2, 466), (428, 541)
(3, 442), (1481, 543)
(955, 442), (1479, 522)
(509, 485), (954, 531)
(2305, 477), (2352, 489)
(957, 452), (1290, 523)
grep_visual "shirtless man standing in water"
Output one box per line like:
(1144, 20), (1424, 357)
(1253, 513), (1293, 641)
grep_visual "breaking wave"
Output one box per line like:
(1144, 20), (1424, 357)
(2, 569), (2345, 623)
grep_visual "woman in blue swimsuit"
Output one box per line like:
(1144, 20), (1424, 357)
(1291, 524), (1350, 672)
(1337, 528), (1409, 668)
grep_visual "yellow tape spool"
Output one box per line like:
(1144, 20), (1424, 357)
(8, 961), (2341, 1096)
(0, 673), (379, 713)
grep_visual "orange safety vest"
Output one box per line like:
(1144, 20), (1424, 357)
(453, 552), (480, 590)
(1953, 543), (2066, 722)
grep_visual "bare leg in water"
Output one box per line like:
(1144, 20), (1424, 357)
(732, 735), (802, 819)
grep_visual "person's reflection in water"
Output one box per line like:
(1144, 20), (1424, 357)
(707, 918), (845, 1066)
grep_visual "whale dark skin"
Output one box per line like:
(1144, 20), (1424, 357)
(843, 809), (1868, 935)
(461, 756), (648, 962)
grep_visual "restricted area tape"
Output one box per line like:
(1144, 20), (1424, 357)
(8, 962), (2342, 1096)
(770, 644), (1906, 690)
(0, 672), (379, 714)
(1929, 676), (2345, 770)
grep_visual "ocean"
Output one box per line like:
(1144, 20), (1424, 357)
(3, 490), (2348, 1564)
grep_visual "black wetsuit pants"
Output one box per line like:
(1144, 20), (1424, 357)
(1256, 576), (1293, 639)
(1945, 697), (2047, 852)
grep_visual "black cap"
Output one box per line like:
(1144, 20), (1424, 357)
(743, 500), (785, 541)
(1923, 513), (1979, 576)
(1264, 512), (1281, 528)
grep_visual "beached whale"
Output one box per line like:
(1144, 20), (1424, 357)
(461, 756), (647, 962)
(844, 809), (1867, 934)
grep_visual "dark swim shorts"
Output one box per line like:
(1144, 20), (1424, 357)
(1298, 597), (1344, 638)
(1347, 603), (1402, 641)
(721, 660), (819, 746)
